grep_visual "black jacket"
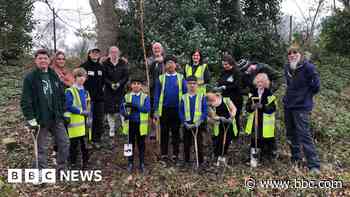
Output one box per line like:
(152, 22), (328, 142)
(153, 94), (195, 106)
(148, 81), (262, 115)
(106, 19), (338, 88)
(217, 68), (243, 108)
(103, 58), (129, 112)
(148, 56), (165, 93)
(80, 57), (105, 102)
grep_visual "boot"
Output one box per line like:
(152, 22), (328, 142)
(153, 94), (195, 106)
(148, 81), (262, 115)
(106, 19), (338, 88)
(139, 150), (145, 173)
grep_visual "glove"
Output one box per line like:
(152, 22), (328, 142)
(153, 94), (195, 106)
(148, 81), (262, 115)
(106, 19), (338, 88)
(80, 110), (90, 116)
(111, 82), (120, 90)
(26, 119), (39, 130)
(223, 117), (233, 124)
(213, 85), (226, 92)
(64, 117), (70, 125)
(184, 122), (194, 130)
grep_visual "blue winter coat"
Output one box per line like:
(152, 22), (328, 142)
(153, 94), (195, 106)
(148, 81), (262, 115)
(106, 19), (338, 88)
(283, 60), (320, 111)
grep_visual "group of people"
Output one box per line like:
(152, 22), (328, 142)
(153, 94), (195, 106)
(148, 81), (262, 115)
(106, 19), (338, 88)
(20, 41), (321, 177)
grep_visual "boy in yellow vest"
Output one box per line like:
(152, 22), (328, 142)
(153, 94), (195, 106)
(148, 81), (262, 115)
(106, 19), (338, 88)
(179, 76), (208, 167)
(245, 73), (277, 164)
(64, 68), (91, 169)
(120, 78), (150, 173)
(153, 55), (187, 163)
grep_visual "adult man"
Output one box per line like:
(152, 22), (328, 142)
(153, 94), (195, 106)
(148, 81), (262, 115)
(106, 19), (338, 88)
(103, 46), (128, 138)
(283, 44), (321, 174)
(147, 42), (165, 115)
(240, 59), (282, 94)
(80, 48), (105, 148)
(21, 49), (69, 171)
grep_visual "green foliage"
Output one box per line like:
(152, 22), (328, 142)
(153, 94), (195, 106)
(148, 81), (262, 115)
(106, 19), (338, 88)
(116, 0), (286, 71)
(319, 10), (350, 56)
(311, 56), (350, 137)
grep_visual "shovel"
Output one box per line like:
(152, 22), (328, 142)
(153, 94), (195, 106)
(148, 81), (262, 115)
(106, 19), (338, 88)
(123, 104), (133, 157)
(123, 123), (133, 157)
(216, 120), (230, 167)
(190, 125), (200, 169)
(27, 125), (41, 185)
(31, 126), (40, 169)
(250, 97), (260, 168)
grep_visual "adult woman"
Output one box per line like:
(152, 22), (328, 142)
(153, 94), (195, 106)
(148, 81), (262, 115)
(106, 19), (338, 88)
(51, 51), (74, 88)
(184, 49), (210, 94)
(216, 54), (243, 134)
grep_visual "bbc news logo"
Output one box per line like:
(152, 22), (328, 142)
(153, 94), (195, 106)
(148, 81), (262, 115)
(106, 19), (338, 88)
(8, 169), (102, 184)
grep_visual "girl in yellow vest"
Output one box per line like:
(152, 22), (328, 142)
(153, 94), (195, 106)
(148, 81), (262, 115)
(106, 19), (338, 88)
(245, 73), (277, 164)
(64, 68), (91, 169)
(184, 49), (210, 94)
(120, 78), (150, 173)
(207, 90), (237, 162)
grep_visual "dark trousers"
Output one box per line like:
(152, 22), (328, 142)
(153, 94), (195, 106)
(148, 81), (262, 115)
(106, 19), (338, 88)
(234, 102), (242, 136)
(69, 136), (88, 165)
(285, 109), (320, 169)
(213, 122), (233, 157)
(250, 136), (276, 159)
(128, 121), (145, 164)
(160, 107), (180, 157)
(92, 101), (105, 142)
(183, 124), (204, 164)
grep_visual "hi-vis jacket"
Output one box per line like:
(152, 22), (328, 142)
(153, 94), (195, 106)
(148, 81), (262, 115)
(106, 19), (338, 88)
(245, 88), (277, 138)
(184, 64), (209, 94)
(211, 97), (238, 137)
(153, 73), (187, 117)
(120, 92), (150, 136)
(179, 93), (208, 124)
(64, 87), (90, 138)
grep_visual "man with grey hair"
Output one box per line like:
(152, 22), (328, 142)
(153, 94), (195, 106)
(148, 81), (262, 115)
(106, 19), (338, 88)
(103, 46), (129, 139)
(147, 42), (165, 113)
(283, 43), (321, 175)
(146, 42), (166, 140)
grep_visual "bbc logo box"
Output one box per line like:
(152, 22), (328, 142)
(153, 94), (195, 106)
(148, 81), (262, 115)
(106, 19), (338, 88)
(8, 169), (56, 183)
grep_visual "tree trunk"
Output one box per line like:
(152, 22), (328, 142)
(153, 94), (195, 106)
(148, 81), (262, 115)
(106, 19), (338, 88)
(89, 0), (119, 54)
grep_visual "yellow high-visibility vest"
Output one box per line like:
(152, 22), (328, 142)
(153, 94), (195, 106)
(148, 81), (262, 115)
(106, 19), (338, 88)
(185, 64), (207, 94)
(182, 93), (204, 123)
(122, 92), (149, 136)
(245, 95), (276, 138)
(212, 97), (238, 137)
(63, 87), (87, 138)
(156, 73), (183, 117)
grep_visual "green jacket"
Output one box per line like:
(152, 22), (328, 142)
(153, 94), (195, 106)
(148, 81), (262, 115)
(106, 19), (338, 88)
(20, 67), (65, 126)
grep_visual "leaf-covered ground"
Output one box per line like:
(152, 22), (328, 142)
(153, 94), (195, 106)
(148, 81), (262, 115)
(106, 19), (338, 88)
(1, 62), (350, 196)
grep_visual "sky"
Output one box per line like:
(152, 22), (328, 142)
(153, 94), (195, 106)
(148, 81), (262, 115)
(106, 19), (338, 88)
(32, 0), (339, 50)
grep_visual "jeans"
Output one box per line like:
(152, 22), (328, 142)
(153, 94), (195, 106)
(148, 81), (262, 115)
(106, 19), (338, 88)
(284, 109), (320, 169)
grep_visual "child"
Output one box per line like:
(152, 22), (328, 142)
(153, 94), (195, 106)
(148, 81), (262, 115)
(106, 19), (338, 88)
(245, 73), (277, 164)
(207, 90), (237, 163)
(120, 78), (150, 173)
(179, 76), (208, 167)
(64, 68), (91, 169)
(153, 55), (187, 163)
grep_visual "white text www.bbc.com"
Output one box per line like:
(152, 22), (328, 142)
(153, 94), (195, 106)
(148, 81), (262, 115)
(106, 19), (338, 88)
(245, 178), (343, 190)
